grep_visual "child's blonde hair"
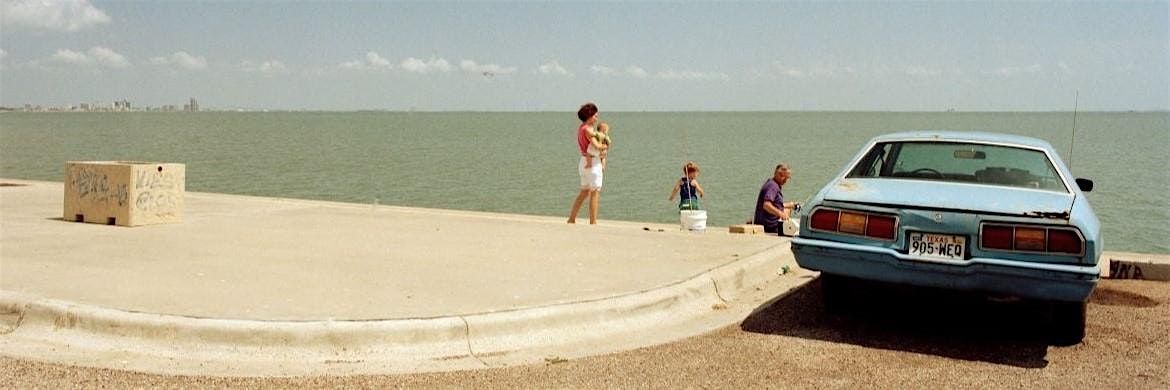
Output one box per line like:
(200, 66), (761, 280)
(683, 161), (700, 174)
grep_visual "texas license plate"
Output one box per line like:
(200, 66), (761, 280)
(909, 232), (966, 261)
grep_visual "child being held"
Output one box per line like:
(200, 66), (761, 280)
(589, 122), (613, 169)
(668, 161), (705, 210)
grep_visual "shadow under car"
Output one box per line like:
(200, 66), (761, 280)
(741, 277), (1056, 369)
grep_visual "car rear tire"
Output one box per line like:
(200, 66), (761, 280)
(1049, 301), (1086, 346)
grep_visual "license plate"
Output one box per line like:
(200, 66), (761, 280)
(908, 232), (966, 261)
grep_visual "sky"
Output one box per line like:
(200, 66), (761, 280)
(1, 0), (1167, 112)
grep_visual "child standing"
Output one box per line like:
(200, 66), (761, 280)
(668, 161), (705, 210)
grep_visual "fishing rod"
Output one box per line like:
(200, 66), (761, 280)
(1068, 90), (1079, 170)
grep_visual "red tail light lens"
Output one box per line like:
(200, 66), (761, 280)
(810, 209), (839, 231)
(809, 207), (897, 241)
(981, 225), (1013, 250)
(866, 215), (897, 240)
(1047, 229), (1084, 254)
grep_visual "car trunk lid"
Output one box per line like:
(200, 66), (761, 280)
(823, 178), (1075, 220)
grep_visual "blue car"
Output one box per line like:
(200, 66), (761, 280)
(791, 131), (1101, 345)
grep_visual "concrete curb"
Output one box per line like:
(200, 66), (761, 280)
(1101, 251), (1170, 281)
(0, 243), (793, 376)
(464, 243), (789, 356)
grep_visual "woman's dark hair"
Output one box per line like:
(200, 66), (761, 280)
(577, 103), (598, 122)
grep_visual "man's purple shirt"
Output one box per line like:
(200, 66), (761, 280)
(753, 178), (783, 228)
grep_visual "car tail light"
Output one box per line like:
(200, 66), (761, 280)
(979, 223), (1084, 255)
(810, 209), (839, 231)
(809, 207), (898, 241)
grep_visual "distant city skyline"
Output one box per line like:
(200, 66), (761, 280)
(1, 1), (1167, 112)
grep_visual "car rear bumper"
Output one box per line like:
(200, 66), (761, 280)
(791, 237), (1099, 302)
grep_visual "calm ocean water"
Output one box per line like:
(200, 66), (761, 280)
(2, 111), (1167, 254)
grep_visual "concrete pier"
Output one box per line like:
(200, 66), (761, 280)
(0, 179), (809, 376)
(2, 178), (1165, 377)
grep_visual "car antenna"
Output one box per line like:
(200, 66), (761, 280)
(1068, 90), (1079, 170)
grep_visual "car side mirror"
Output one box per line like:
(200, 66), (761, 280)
(1075, 178), (1093, 192)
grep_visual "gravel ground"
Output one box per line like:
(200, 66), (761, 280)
(4, 278), (1168, 389)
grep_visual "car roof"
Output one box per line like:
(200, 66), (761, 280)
(871, 131), (1057, 151)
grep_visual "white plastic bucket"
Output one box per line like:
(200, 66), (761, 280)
(680, 210), (707, 231)
(781, 218), (800, 236)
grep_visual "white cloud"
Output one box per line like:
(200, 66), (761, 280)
(241, 60), (289, 75)
(51, 49), (89, 65)
(656, 70), (729, 81)
(809, 65), (855, 78)
(771, 62), (860, 79)
(591, 64), (727, 80)
(367, 52), (391, 68)
(538, 61), (571, 76)
(771, 63), (806, 78)
(49, 46), (129, 68)
(988, 64), (1044, 77)
(460, 60), (517, 76)
(1, 0), (110, 32)
(0, 49), (7, 59)
(401, 57), (451, 74)
(591, 65), (618, 76)
(89, 47), (129, 68)
(149, 51), (207, 70)
(591, 64), (651, 78)
(340, 51), (393, 70)
(626, 66), (648, 79)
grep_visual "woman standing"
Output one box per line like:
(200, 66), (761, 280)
(567, 102), (606, 224)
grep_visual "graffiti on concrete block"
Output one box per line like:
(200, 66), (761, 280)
(135, 169), (178, 191)
(134, 170), (180, 212)
(71, 167), (108, 199)
(113, 183), (128, 206)
(1109, 261), (1145, 280)
(70, 167), (129, 206)
(135, 189), (180, 212)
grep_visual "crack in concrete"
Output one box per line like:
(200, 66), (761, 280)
(459, 316), (488, 367)
(710, 278), (730, 303)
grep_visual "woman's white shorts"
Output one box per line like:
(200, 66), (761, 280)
(578, 156), (604, 190)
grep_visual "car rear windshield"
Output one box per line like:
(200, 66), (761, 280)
(846, 141), (1068, 192)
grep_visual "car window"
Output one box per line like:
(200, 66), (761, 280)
(847, 141), (1068, 192)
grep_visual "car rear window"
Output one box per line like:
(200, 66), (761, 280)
(846, 141), (1068, 192)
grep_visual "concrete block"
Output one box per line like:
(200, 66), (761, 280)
(64, 161), (185, 226)
(729, 224), (764, 234)
(1102, 251), (1170, 281)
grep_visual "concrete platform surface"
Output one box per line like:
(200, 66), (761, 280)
(0, 179), (806, 376)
